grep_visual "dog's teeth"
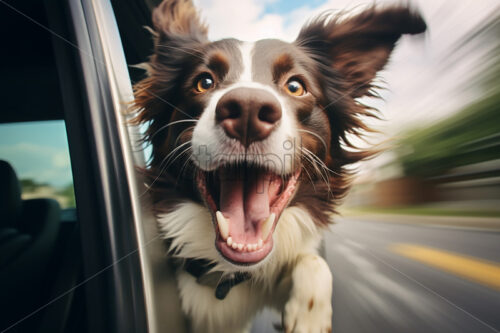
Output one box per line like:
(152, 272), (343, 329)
(261, 213), (275, 240)
(228, 241), (261, 252)
(216, 211), (229, 240)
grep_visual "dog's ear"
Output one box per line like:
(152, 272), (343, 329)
(152, 0), (208, 41)
(296, 6), (426, 98)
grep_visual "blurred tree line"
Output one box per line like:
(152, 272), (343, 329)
(20, 178), (75, 208)
(396, 14), (500, 179)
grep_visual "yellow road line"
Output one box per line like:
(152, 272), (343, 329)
(391, 244), (500, 290)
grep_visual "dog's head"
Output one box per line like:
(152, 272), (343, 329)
(133, 0), (426, 266)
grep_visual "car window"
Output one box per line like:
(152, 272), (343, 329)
(0, 120), (75, 209)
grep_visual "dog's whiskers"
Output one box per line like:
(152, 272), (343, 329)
(175, 126), (196, 146)
(297, 129), (328, 153)
(163, 145), (193, 172)
(175, 148), (195, 187)
(150, 119), (198, 140)
(301, 164), (317, 193)
(140, 142), (192, 196)
(159, 141), (191, 168)
(302, 147), (341, 177)
(299, 147), (334, 199)
(147, 145), (193, 193)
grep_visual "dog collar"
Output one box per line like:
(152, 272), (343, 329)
(183, 258), (251, 300)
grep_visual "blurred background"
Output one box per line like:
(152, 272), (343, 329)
(344, 7), (500, 218)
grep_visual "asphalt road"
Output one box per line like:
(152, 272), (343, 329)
(252, 216), (500, 333)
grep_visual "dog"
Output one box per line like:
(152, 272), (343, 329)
(132, 1), (426, 332)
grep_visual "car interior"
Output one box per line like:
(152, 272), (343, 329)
(0, 1), (86, 331)
(0, 1), (162, 332)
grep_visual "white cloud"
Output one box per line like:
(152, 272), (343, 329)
(194, 0), (288, 40)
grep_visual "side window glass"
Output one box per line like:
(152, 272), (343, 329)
(0, 120), (75, 209)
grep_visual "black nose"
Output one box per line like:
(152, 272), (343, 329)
(215, 87), (282, 147)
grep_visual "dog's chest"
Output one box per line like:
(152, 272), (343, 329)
(176, 270), (274, 333)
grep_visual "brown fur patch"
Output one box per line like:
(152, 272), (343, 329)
(272, 53), (294, 82)
(296, 6), (426, 97)
(208, 52), (230, 79)
(152, 0), (207, 38)
(308, 298), (314, 311)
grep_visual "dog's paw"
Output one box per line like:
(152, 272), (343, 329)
(283, 293), (332, 333)
(282, 255), (333, 333)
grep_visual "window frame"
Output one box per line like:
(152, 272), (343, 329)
(46, 0), (153, 331)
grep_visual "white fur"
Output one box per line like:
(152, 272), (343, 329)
(190, 44), (299, 175)
(283, 254), (333, 333)
(239, 42), (253, 82)
(157, 202), (330, 332)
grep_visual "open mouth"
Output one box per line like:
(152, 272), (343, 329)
(196, 164), (300, 265)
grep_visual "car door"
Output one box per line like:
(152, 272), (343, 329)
(47, 0), (186, 332)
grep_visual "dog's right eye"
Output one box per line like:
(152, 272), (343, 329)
(285, 79), (306, 97)
(195, 74), (215, 93)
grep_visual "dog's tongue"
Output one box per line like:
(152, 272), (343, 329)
(219, 168), (278, 241)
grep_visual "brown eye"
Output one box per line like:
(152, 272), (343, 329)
(195, 74), (215, 93)
(285, 79), (305, 96)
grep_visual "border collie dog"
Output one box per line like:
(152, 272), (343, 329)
(133, 1), (425, 332)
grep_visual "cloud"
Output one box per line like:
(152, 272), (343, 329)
(194, 0), (288, 40)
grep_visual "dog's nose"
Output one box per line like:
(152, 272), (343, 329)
(215, 88), (282, 146)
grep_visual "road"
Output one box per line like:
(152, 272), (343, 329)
(251, 216), (500, 333)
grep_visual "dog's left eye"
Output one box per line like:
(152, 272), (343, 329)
(285, 79), (305, 96)
(195, 75), (215, 93)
